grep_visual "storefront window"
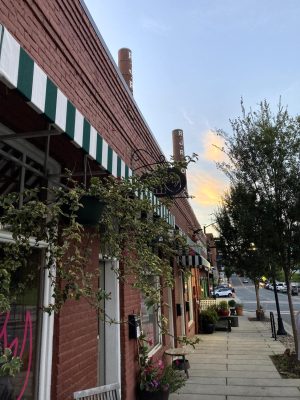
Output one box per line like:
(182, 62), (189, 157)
(140, 278), (161, 351)
(184, 276), (193, 323)
(0, 246), (43, 400)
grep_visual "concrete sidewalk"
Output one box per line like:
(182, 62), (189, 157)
(170, 313), (300, 400)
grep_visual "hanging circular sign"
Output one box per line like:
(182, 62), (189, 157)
(153, 167), (187, 197)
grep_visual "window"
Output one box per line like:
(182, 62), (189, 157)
(140, 277), (161, 351)
(184, 275), (194, 323)
(0, 246), (44, 400)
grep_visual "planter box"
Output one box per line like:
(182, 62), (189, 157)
(229, 315), (239, 327)
(138, 390), (169, 400)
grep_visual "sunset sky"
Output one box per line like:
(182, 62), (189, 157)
(83, 0), (300, 233)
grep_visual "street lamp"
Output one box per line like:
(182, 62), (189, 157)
(202, 221), (217, 234)
(271, 267), (287, 335)
(249, 243), (286, 335)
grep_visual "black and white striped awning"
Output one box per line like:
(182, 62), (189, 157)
(177, 255), (211, 270)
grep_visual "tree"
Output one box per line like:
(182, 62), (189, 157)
(216, 183), (268, 315)
(216, 100), (300, 354)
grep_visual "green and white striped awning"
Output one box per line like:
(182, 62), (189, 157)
(0, 24), (175, 227)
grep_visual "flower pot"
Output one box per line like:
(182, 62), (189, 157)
(172, 358), (190, 371)
(229, 315), (239, 327)
(202, 322), (215, 334)
(138, 389), (169, 400)
(0, 376), (14, 400)
(218, 310), (229, 317)
(235, 306), (243, 316)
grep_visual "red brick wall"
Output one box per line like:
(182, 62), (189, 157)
(0, 2), (202, 399)
(51, 228), (100, 400)
(0, 0), (200, 234)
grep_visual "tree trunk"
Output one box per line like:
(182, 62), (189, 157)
(284, 270), (298, 357)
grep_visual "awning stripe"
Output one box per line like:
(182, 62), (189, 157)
(177, 255), (201, 267)
(0, 24), (176, 228)
(177, 255), (211, 269)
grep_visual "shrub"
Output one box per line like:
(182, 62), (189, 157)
(228, 299), (236, 308)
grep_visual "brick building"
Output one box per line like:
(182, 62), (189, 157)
(0, 1), (209, 399)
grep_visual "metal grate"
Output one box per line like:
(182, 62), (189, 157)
(73, 383), (121, 400)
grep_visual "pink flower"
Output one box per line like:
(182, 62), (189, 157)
(158, 360), (164, 369)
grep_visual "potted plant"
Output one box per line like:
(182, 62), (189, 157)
(0, 347), (22, 399)
(137, 334), (185, 400)
(60, 176), (107, 226)
(235, 303), (244, 316)
(200, 306), (219, 334)
(217, 301), (229, 317)
(228, 299), (236, 315)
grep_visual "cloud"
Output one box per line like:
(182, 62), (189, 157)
(187, 168), (227, 207)
(181, 108), (194, 125)
(141, 17), (170, 35)
(202, 129), (226, 163)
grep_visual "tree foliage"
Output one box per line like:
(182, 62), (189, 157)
(216, 100), (300, 352)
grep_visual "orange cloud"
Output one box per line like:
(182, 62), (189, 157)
(187, 167), (227, 207)
(202, 130), (226, 163)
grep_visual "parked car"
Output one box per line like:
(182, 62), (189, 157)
(265, 282), (273, 290)
(212, 287), (233, 298)
(242, 279), (249, 283)
(291, 284), (298, 296)
(276, 282), (286, 292)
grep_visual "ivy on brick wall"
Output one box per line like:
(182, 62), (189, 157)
(0, 155), (198, 344)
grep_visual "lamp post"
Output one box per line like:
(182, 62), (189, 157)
(202, 221), (217, 234)
(249, 243), (286, 335)
(271, 267), (287, 335)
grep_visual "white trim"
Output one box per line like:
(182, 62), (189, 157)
(102, 260), (121, 386)
(39, 264), (55, 400)
(167, 287), (175, 348)
(179, 274), (185, 336)
(0, 230), (48, 247)
(148, 344), (163, 358)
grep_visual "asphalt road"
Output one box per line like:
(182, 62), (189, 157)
(230, 274), (300, 334)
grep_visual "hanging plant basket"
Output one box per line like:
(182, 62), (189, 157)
(61, 195), (107, 226)
(76, 195), (107, 226)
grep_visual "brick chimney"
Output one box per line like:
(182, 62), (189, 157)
(118, 48), (133, 94)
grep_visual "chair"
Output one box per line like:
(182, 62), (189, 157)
(73, 383), (121, 400)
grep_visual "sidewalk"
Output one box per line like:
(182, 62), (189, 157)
(170, 313), (300, 400)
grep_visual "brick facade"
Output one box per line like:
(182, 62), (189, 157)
(0, 1), (203, 399)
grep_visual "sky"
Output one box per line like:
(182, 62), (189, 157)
(83, 0), (300, 233)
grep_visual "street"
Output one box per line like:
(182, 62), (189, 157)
(230, 275), (300, 334)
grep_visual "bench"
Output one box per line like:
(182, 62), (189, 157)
(73, 383), (121, 400)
